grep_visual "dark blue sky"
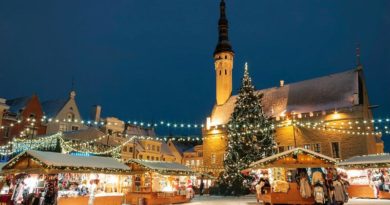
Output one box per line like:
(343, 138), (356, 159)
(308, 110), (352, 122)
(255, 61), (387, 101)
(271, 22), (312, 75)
(0, 0), (389, 138)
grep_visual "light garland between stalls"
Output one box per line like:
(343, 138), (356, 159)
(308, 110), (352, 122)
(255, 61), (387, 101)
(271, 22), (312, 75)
(0, 132), (204, 156)
(1, 115), (389, 131)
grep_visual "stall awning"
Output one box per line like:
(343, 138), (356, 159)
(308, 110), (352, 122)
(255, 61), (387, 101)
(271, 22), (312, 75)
(127, 159), (194, 175)
(2, 150), (131, 174)
(337, 154), (390, 169)
(249, 148), (337, 169)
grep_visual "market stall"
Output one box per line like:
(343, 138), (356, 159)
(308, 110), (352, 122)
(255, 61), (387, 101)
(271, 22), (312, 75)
(248, 148), (338, 205)
(1, 150), (132, 205)
(125, 159), (195, 205)
(337, 154), (390, 199)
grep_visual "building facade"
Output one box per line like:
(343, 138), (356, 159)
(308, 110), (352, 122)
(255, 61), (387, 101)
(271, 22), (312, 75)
(202, 0), (384, 175)
(1, 94), (46, 145)
(42, 90), (86, 134)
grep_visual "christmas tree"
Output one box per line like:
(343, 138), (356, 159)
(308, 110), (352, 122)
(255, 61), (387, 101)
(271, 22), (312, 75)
(221, 63), (275, 196)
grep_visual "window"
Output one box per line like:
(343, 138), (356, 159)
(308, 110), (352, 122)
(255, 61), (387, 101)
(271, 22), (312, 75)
(151, 156), (155, 160)
(129, 147), (133, 153)
(331, 142), (341, 158)
(198, 152), (203, 157)
(219, 70), (221, 75)
(196, 159), (200, 167)
(71, 126), (79, 131)
(157, 146), (160, 152)
(139, 155), (143, 159)
(225, 69), (227, 75)
(152, 145), (155, 151)
(303, 144), (311, 150)
(147, 156), (150, 160)
(156, 157), (159, 161)
(211, 153), (216, 164)
(147, 144), (150, 150)
(287, 146), (294, 150)
(278, 146), (285, 153)
(3, 127), (10, 138)
(67, 113), (75, 121)
(108, 129), (113, 135)
(191, 160), (195, 166)
(186, 160), (190, 166)
(59, 123), (67, 132)
(313, 144), (321, 153)
(123, 146), (128, 152)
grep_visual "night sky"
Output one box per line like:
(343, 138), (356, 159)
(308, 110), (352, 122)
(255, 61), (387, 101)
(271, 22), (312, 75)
(0, 1), (389, 144)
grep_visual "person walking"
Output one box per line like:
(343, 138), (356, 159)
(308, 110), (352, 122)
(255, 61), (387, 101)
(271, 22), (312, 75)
(199, 178), (205, 196)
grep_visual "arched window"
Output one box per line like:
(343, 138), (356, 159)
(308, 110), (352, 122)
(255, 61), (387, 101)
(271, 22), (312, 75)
(219, 70), (222, 75)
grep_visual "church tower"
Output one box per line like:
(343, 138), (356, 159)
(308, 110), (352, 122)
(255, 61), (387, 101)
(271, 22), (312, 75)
(214, 0), (234, 105)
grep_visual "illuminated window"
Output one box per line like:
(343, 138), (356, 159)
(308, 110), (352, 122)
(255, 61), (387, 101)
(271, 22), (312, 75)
(196, 160), (200, 166)
(147, 144), (150, 150)
(331, 142), (341, 158)
(191, 160), (195, 166)
(186, 160), (190, 166)
(303, 144), (311, 150)
(211, 153), (216, 164)
(59, 123), (67, 132)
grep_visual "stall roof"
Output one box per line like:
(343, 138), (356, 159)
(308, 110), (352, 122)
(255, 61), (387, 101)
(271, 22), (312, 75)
(337, 154), (390, 168)
(249, 148), (337, 169)
(3, 150), (131, 174)
(128, 159), (194, 175)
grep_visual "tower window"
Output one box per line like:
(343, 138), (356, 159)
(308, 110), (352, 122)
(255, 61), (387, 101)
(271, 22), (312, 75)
(219, 70), (222, 75)
(225, 69), (227, 75)
(225, 55), (227, 59)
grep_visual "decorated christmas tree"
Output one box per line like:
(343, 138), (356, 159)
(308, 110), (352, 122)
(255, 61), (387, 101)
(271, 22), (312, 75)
(221, 63), (275, 196)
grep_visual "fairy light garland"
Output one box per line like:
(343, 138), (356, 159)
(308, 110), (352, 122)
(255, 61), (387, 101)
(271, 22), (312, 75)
(1, 115), (389, 132)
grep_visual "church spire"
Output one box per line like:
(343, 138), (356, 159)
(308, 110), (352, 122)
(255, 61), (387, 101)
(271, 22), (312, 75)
(214, 0), (233, 55)
(356, 43), (363, 70)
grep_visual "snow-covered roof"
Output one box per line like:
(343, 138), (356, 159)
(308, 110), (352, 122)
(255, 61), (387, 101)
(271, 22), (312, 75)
(250, 147), (337, 169)
(3, 150), (131, 174)
(337, 154), (390, 168)
(128, 159), (194, 175)
(211, 69), (359, 125)
(41, 99), (67, 118)
(6, 96), (30, 114)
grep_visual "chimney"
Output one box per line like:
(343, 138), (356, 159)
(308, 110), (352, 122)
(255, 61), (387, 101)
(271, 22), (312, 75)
(280, 80), (285, 87)
(91, 105), (101, 122)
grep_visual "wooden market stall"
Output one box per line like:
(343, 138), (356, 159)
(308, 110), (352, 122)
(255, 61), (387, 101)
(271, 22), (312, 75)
(337, 154), (390, 199)
(248, 148), (337, 205)
(125, 159), (195, 205)
(1, 150), (132, 205)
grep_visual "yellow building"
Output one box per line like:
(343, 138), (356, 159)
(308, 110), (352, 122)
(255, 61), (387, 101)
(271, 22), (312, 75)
(202, 0), (384, 175)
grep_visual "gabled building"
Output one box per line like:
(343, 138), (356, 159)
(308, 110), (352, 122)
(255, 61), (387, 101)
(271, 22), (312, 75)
(42, 90), (86, 134)
(202, 0), (384, 175)
(1, 94), (46, 144)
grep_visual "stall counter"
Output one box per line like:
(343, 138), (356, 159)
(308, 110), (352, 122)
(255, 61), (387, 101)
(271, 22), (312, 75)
(58, 193), (124, 205)
(126, 192), (189, 205)
(257, 183), (314, 205)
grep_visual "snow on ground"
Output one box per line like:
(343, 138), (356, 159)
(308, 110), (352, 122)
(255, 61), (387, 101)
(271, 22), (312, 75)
(182, 195), (390, 205)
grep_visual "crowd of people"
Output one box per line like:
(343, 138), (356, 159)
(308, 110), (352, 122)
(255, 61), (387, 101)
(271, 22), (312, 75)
(255, 168), (350, 205)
